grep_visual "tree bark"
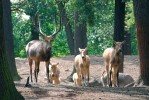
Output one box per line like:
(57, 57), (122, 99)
(0, 0), (24, 99)
(123, 31), (131, 55)
(56, 1), (74, 55)
(3, 0), (21, 81)
(74, 11), (87, 55)
(30, 15), (39, 40)
(133, 0), (149, 86)
(67, 9), (87, 82)
(114, 0), (125, 72)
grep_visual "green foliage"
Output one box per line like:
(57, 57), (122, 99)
(11, 0), (138, 57)
(52, 31), (70, 57)
(87, 0), (114, 55)
(12, 11), (31, 57)
(125, 0), (138, 55)
(88, 26), (113, 55)
(73, 0), (95, 25)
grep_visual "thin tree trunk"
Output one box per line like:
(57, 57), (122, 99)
(56, 1), (74, 55)
(0, 0), (24, 99)
(133, 0), (149, 86)
(3, 0), (21, 80)
(114, 0), (125, 72)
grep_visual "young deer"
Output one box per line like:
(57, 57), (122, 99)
(74, 48), (90, 86)
(102, 41), (124, 87)
(73, 72), (82, 86)
(25, 15), (61, 83)
(49, 63), (60, 84)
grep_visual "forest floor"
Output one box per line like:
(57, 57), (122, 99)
(14, 55), (149, 100)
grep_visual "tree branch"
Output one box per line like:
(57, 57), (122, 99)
(11, 1), (27, 11)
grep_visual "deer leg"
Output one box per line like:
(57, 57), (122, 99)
(82, 74), (85, 86)
(36, 61), (40, 82)
(46, 61), (50, 83)
(112, 70), (115, 87)
(34, 68), (37, 83)
(112, 67), (119, 87)
(77, 68), (82, 86)
(35, 60), (40, 83)
(106, 64), (110, 87)
(109, 70), (112, 87)
(116, 72), (119, 87)
(84, 67), (89, 86)
(87, 67), (89, 86)
(29, 58), (33, 82)
(116, 68), (119, 87)
(82, 69), (86, 86)
(109, 64), (112, 87)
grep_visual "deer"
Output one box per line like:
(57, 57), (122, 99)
(49, 63), (61, 84)
(102, 41), (124, 87)
(74, 48), (90, 86)
(73, 72), (82, 86)
(25, 15), (61, 84)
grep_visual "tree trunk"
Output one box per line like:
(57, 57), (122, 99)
(0, 0), (24, 99)
(30, 15), (39, 40)
(67, 65), (76, 82)
(74, 11), (87, 55)
(56, 1), (74, 55)
(123, 31), (131, 55)
(114, 0), (125, 72)
(133, 0), (149, 86)
(67, 10), (87, 82)
(3, 0), (21, 81)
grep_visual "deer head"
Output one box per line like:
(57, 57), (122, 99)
(37, 14), (61, 42)
(114, 41), (125, 54)
(79, 48), (87, 59)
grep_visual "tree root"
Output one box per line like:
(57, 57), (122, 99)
(133, 76), (148, 87)
(125, 76), (149, 87)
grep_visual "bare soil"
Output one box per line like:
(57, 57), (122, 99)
(15, 55), (149, 100)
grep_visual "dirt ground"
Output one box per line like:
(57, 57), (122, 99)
(14, 55), (149, 100)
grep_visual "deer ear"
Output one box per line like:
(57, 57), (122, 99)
(85, 47), (87, 51)
(79, 48), (81, 52)
(113, 41), (117, 46)
(113, 40), (116, 43)
(122, 40), (125, 44)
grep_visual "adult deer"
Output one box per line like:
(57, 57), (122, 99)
(25, 15), (61, 83)
(74, 48), (90, 86)
(102, 41), (124, 87)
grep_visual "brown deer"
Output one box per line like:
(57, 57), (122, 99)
(25, 15), (61, 83)
(102, 41), (124, 87)
(49, 63), (61, 84)
(74, 48), (90, 86)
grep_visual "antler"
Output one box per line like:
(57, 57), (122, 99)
(51, 15), (62, 38)
(37, 14), (46, 38)
(36, 14), (61, 39)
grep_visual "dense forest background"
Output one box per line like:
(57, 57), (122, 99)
(11, 0), (137, 57)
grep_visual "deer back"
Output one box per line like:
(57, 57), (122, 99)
(26, 40), (52, 61)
